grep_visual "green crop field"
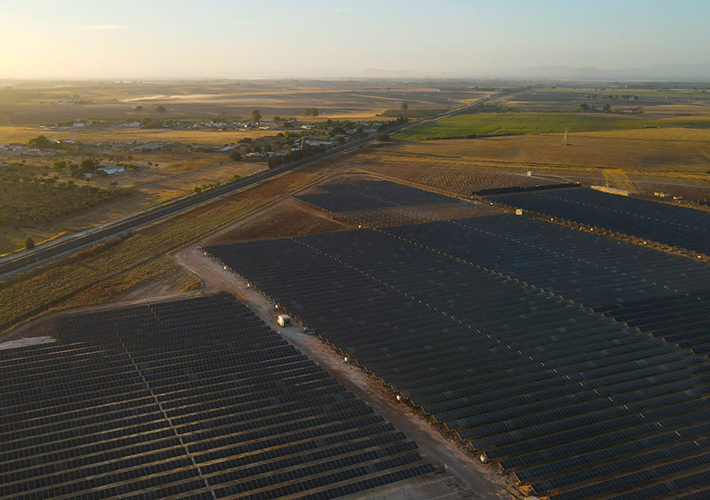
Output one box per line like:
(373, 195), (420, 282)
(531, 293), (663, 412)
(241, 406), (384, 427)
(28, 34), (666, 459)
(395, 112), (710, 141)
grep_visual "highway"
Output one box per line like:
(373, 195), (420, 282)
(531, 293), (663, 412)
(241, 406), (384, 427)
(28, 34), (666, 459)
(0, 94), (499, 279)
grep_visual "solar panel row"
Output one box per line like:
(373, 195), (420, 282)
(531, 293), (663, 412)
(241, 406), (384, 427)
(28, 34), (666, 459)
(295, 181), (453, 213)
(0, 293), (432, 500)
(383, 215), (710, 354)
(206, 227), (710, 500)
(487, 188), (710, 255)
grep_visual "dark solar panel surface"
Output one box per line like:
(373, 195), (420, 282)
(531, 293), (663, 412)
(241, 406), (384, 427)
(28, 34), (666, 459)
(385, 214), (710, 354)
(295, 181), (453, 212)
(207, 229), (710, 500)
(487, 188), (710, 255)
(0, 293), (432, 500)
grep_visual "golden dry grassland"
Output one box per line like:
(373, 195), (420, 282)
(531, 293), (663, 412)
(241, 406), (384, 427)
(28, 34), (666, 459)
(387, 134), (710, 178)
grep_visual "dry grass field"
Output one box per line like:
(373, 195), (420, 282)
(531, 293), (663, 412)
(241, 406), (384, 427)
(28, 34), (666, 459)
(0, 157), (266, 254)
(0, 126), (280, 145)
(337, 141), (710, 200)
(498, 87), (710, 115)
(0, 152), (349, 334)
(577, 127), (710, 142)
(0, 81), (488, 126)
(207, 198), (352, 245)
(389, 134), (710, 177)
(395, 112), (710, 141)
(339, 149), (555, 196)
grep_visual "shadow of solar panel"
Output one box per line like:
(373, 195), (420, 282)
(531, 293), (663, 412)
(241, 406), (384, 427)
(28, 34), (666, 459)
(0, 293), (430, 500)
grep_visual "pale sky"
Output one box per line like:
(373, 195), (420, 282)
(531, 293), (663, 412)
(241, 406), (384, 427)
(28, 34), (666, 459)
(1, 0), (709, 79)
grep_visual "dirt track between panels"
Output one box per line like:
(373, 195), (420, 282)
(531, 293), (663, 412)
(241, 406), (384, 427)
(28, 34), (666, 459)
(172, 245), (519, 500)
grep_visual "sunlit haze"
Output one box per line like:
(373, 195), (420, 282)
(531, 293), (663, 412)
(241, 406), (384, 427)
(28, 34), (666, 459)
(2, 0), (710, 80)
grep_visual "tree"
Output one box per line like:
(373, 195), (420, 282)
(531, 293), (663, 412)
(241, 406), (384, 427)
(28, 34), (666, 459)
(251, 109), (262, 124)
(603, 103), (612, 112)
(28, 135), (62, 150)
(156, 106), (167, 113)
(302, 108), (319, 118)
(24, 236), (35, 251)
(401, 102), (409, 112)
(229, 151), (242, 162)
(135, 105), (143, 111)
(376, 133), (391, 142)
(80, 158), (98, 173)
(579, 103), (591, 112)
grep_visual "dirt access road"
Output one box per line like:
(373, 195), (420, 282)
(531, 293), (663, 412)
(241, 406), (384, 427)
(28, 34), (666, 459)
(173, 242), (519, 500)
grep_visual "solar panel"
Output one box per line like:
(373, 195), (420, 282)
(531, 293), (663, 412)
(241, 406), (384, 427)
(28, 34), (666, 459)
(205, 224), (710, 500)
(0, 293), (432, 499)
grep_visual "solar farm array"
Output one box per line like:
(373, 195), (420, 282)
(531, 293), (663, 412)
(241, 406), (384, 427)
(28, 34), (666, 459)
(487, 188), (710, 255)
(207, 228), (710, 500)
(0, 293), (432, 500)
(295, 181), (454, 213)
(386, 215), (710, 354)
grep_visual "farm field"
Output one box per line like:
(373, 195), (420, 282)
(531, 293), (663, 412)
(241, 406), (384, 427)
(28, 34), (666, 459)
(0, 81), (489, 126)
(0, 157), (266, 254)
(369, 133), (710, 199)
(0, 125), (280, 145)
(387, 134), (710, 176)
(499, 87), (710, 114)
(395, 112), (710, 141)
(577, 127), (710, 142)
(0, 152), (347, 334)
(206, 198), (353, 245)
(316, 150), (552, 197)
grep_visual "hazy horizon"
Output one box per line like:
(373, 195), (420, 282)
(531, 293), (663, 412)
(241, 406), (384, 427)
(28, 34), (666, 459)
(2, 0), (710, 80)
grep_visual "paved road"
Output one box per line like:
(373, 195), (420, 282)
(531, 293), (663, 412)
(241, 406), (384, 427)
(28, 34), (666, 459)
(0, 95), (499, 279)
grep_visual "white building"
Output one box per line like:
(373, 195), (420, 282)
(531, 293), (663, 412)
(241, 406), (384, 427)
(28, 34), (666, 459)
(305, 140), (333, 147)
(98, 166), (126, 175)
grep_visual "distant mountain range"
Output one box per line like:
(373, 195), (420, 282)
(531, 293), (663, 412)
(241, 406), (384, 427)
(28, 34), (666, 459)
(509, 63), (710, 81)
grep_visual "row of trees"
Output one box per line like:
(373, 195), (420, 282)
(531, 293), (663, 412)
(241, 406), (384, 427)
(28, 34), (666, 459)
(579, 103), (612, 112)
(267, 144), (326, 169)
(134, 105), (167, 113)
